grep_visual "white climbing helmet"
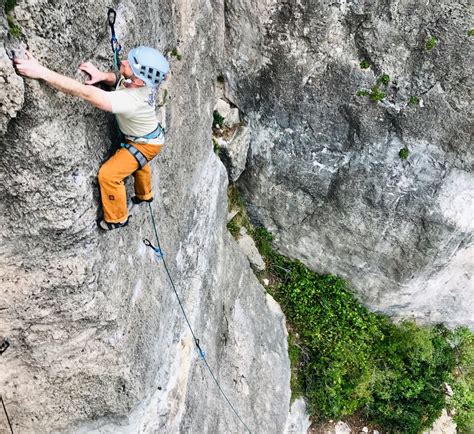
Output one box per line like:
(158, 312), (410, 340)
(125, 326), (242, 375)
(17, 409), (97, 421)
(128, 46), (169, 87)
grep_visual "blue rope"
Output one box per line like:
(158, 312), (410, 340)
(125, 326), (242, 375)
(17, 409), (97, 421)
(145, 202), (252, 434)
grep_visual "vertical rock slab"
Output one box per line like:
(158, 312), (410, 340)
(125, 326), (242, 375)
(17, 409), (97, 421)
(224, 0), (474, 328)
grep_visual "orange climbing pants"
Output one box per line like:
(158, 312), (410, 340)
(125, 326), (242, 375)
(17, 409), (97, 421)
(98, 142), (163, 223)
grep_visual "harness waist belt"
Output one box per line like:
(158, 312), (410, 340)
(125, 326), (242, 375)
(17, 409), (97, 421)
(124, 124), (164, 144)
(121, 142), (148, 169)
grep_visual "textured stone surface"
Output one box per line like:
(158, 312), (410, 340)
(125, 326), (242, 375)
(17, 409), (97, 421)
(218, 125), (251, 181)
(0, 0), (291, 432)
(225, 0), (474, 328)
(237, 226), (266, 271)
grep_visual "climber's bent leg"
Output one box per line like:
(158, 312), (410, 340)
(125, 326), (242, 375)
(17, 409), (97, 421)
(132, 143), (163, 201)
(98, 148), (139, 223)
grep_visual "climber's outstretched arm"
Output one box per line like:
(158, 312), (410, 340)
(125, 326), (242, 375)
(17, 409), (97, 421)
(14, 51), (112, 112)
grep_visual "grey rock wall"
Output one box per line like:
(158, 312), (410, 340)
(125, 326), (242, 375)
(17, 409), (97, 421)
(224, 0), (474, 328)
(1, 0), (290, 432)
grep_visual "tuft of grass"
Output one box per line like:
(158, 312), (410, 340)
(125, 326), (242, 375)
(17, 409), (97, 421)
(468, 29), (474, 37)
(226, 184), (253, 238)
(212, 137), (221, 156)
(369, 85), (386, 102)
(378, 73), (390, 86)
(426, 36), (438, 50)
(399, 147), (410, 159)
(356, 90), (370, 97)
(409, 95), (419, 105)
(359, 59), (370, 69)
(170, 47), (182, 60)
(7, 15), (21, 38)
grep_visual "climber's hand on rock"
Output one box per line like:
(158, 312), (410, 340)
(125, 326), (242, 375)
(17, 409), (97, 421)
(14, 50), (46, 80)
(79, 62), (105, 85)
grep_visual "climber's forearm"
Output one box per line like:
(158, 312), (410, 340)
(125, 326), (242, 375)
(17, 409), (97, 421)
(101, 71), (118, 86)
(39, 68), (112, 112)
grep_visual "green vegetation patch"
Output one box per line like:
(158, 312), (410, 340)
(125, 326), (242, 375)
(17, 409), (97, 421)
(399, 147), (410, 159)
(426, 36), (438, 50)
(170, 47), (182, 60)
(468, 29), (474, 37)
(359, 59), (370, 69)
(253, 227), (473, 433)
(378, 74), (390, 86)
(226, 184), (253, 238)
(369, 85), (385, 102)
(213, 110), (225, 129)
(4, 0), (16, 14)
(448, 327), (474, 432)
(7, 14), (21, 38)
(409, 95), (419, 105)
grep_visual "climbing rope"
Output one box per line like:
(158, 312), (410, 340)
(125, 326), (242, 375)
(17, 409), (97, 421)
(107, 8), (122, 71)
(144, 202), (253, 434)
(105, 8), (252, 431)
(0, 395), (14, 434)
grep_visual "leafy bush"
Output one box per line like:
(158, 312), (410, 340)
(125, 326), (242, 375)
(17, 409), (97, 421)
(253, 228), (472, 432)
(409, 96), (419, 105)
(426, 36), (438, 50)
(360, 59), (370, 69)
(213, 110), (225, 129)
(378, 74), (390, 85)
(399, 147), (410, 159)
(448, 327), (474, 433)
(366, 322), (455, 433)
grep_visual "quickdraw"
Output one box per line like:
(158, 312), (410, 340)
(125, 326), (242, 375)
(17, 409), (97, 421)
(107, 8), (122, 71)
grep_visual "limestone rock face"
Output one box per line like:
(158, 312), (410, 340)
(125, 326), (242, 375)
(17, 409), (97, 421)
(224, 0), (474, 328)
(0, 0), (290, 432)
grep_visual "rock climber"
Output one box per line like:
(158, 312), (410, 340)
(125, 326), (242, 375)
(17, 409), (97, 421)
(14, 46), (169, 231)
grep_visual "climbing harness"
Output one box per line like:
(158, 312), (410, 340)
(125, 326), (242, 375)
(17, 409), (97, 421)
(144, 202), (252, 433)
(120, 143), (148, 169)
(0, 395), (13, 434)
(107, 8), (122, 71)
(120, 124), (165, 169)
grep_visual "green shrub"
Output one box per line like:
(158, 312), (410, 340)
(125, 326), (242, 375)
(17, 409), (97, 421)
(366, 323), (455, 434)
(468, 29), (474, 37)
(426, 36), (438, 50)
(370, 86), (386, 102)
(253, 228), (470, 432)
(399, 147), (410, 159)
(357, 90), (370, 97)
(378, 74), (390, 85)
(409, 95), (419, 105)
(226, 220), (240, 237)
(360, 59), (370, 69)
(448, 327), (474, 433)
(217, 74), (225, 83)
(170, 47), (182, 60)
(213, 110), (225, 129)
